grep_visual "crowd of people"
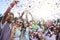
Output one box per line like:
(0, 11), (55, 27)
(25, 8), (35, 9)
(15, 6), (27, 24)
(0, 10), (60, 40)
(0, 0), (60, 40)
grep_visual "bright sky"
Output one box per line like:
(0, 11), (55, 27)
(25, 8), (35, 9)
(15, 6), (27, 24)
(0, 0), (60, 21)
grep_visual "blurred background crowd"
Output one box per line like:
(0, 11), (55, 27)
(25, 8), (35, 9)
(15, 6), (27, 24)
(0, 10), (60, 40)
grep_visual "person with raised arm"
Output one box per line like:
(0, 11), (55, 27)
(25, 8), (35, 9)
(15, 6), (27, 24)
(0, 0), (19, 40)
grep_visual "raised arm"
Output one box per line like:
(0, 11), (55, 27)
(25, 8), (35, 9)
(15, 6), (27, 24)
(2, 0), (19, 24)
(20, 12), (24, 19)
(26, 13), (28, 23)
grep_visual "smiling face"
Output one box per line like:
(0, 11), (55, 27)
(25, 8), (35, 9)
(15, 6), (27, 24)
(7, 13), (14, 23)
